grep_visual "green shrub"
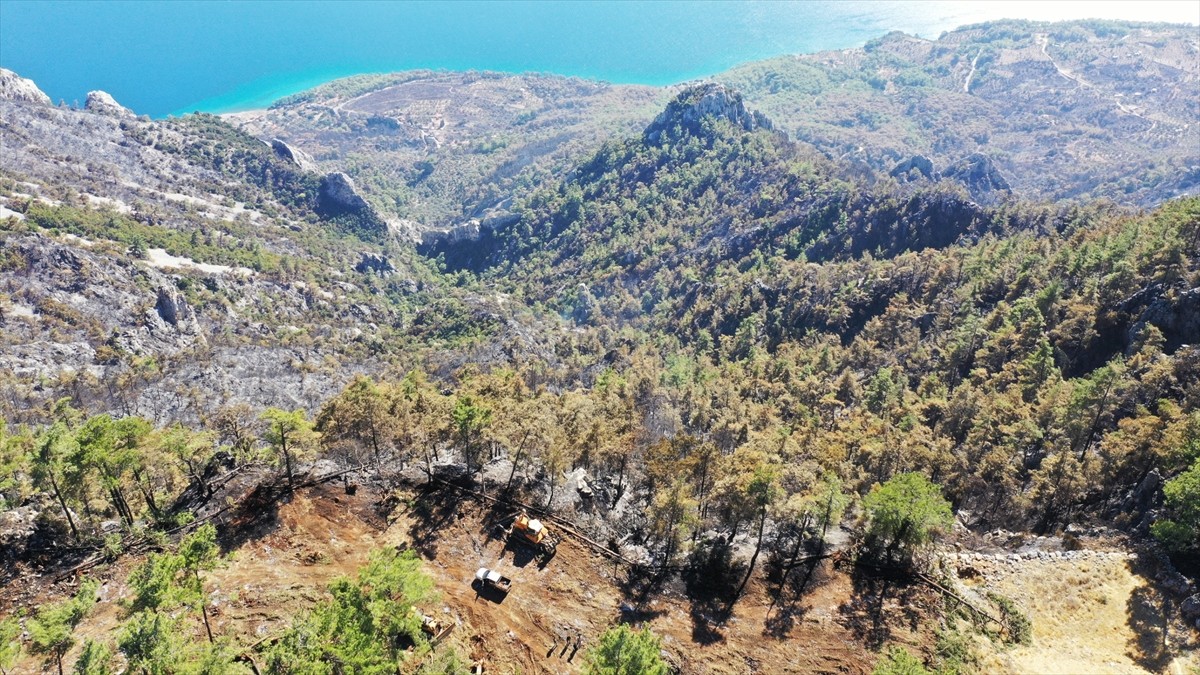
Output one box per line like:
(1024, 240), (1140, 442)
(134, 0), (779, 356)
(873, 646), (931, 675)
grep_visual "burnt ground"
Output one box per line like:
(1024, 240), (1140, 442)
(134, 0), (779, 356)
(13, 469), (1192, 674)
(1, 472), (918, 674)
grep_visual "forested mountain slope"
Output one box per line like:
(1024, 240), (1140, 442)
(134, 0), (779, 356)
(1, 19), (1199, 675)
(430, 82), (1200, 536)
(228, 20), (1198, 235)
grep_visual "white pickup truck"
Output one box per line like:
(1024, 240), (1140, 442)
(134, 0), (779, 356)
(474, 567), (513, 594)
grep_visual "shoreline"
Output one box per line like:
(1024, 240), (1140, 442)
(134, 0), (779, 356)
(160, 13), (1199, 120)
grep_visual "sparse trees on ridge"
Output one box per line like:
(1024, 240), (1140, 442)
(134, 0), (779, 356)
(260, 408), (318, 489)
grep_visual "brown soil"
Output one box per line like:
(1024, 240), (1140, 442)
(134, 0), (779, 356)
(23, 477), (1191, 674)
(3, 479), (900, 674)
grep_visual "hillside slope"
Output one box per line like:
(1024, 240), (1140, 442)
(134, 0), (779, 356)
(1, 21), (1199, 675)
(228, 71), (671, 232)
(717, 19), (1200, 206)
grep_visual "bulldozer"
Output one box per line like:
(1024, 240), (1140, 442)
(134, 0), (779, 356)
(505, 512), (560, 561)
(414, 608), (454, 642)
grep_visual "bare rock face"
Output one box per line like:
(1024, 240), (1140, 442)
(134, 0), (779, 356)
(644, 83), (773, 144)
(355, 252), (396, 276)
(944, 152), (1012, 203)
(1135, 286), (1200, 351)
(0, 68), (52, 105)
(84, 90), (135, 118)
(153, 287), (199, 335)
(270, 138), (315, 171)
(422, 220), (481, 246)
(318, 172), (371, 215)
(890, 155), (936, 182)
(315, 172), (392, 239)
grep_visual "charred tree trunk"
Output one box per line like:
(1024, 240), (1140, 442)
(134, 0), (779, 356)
(737, 506), (768, 599)
(48, 471), (79, 543)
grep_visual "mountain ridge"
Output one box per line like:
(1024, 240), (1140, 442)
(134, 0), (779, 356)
(1, 18), (1198, 674)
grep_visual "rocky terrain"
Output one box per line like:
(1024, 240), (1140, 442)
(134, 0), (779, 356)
(228, 71), (672, 236)
(1, 17), (1198, 675)
(227, 20), (1199, 238)
(717, 20), (1200, 206)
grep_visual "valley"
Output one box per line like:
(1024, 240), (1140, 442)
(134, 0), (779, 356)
(1, 16), (1198, 675)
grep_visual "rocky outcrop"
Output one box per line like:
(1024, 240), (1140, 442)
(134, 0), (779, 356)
(0, 68), (51, 105)
(943, 153), (1011, 203)
(270, 138), (315, 171)
(890, 155), (935, 181)
(315, 172), (392, 239)
(422, 220), (481, 246)
(1183, 594), (1200, 623)
(354, 252), (396, 276)
(571, 283), (599, 323)
(152, 287), (200, 337)
(1133, 286), (1200, 351)
(84, 90), (135, 118)
(644, 83), (773, 144)
(1133, 469), (1163, 510)
(317, 172), (371, 216)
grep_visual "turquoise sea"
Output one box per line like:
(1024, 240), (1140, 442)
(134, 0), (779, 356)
(0, 0), (1195, 118)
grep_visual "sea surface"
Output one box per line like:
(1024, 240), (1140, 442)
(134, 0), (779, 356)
(0, 0), (1194, 118)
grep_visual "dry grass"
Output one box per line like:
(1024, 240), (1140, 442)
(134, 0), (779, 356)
(965, 556), (1199, 675)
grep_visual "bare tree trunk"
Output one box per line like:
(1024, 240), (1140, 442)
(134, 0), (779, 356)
(369, 423), (381, 468)
(613, 454), (628, 508)
(505, 432), (530, 493)
(133, 470), (161, 520)
(197, 571), (215, 643)
(737, 507), (768, 599)
(48, 472), (80, 543)
(1076, 371), (1116, 462)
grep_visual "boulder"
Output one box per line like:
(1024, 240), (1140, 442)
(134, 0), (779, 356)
(354, 252), (396, 276)
(85, 90), (135, 118)
(890, 155), (936, 181)
(270, 138), (315, 171)
(644, 83), (773, 144)
(943, 152), (1012, 203)
(0, 67), (52, 105)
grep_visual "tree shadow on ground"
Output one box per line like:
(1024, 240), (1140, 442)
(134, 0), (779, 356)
(761, 536), (832, 638)
(404, 483), (465, 560)
(480, 500), (520, 549)
(216, 478), (285, 552)
(15, 517), (93, 581)
(617, 564), (672, 626)
(836, 566), (926, 650)
(1125, 584), (1176, 672)
(682, 538), (747, 645)
(763, 555), (834, 639)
